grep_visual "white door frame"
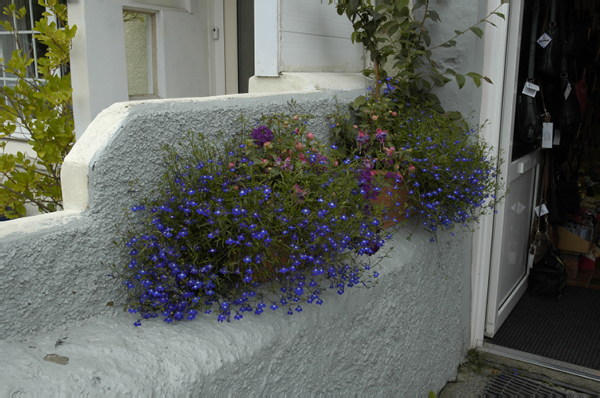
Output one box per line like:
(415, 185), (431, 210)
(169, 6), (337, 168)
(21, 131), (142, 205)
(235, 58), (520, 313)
(470, 0), (525, 347)
(213, 0), (226, 95)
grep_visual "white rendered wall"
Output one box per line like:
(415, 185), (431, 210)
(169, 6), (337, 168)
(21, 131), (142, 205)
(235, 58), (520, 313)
(68, 0), (216, 140)
(0, 91), (470, 395)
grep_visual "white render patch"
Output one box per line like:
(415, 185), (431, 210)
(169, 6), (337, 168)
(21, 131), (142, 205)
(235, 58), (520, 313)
(0, 229), (466, 395)
(0, 210), (83, 240)
(249, 72), (367, 93)
(61, 103), (130, 212)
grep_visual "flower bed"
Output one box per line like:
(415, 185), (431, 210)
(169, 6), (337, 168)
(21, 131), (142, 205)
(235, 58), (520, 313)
(116, 106), (394, 325)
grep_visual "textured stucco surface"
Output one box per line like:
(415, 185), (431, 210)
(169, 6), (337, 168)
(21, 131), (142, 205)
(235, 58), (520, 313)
(0, 91), (470, 394)
(0, 225), (466, 395)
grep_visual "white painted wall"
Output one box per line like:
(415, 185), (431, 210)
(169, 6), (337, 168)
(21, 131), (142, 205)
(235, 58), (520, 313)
(68, 0), (129, 141)
(279, 0), (363, 73)
(68, 0), (219, 140)
(254, 0), (279, 77)
(254, 0), (363, 77)
(251, 0), (364, 93)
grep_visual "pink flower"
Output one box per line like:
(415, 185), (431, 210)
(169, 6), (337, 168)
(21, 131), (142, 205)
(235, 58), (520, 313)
(295, 141), (304, 151)
(306, 132), (315, 140)
(293, 184), (307, 203)
(409, 164), (415, 172)
(275, 157), (293, 171)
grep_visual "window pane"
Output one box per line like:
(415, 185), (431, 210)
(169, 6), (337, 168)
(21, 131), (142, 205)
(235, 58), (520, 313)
(0, 1), (45, 32)
(0, 32), (35, 78)
(124, 11), (152, 96)
(13, 0), (33, 31)
(0, 29), (18, 60)
(0, 77), (18, 88)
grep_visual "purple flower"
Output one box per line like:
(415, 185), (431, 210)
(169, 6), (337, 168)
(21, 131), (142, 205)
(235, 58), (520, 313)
(251, 126), (274, 146)
(375, 129), (387, 144)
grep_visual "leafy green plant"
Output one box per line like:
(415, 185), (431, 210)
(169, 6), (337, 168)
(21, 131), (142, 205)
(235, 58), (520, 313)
(114, 106), (392, 325)
(0, 0), (76, 218)
(330, 99), (505, 237)
(328, 0), (507, 239)
(332, 0), (505, 112)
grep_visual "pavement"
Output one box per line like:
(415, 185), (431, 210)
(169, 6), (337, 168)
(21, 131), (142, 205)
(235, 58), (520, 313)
(438, 349), (600, 397)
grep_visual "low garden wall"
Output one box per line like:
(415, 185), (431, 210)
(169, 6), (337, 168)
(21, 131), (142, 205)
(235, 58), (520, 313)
(0, 90), (469, 394)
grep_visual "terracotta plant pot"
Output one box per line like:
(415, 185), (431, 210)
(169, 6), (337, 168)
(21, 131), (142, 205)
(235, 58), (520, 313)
(371, 174), (409, 229)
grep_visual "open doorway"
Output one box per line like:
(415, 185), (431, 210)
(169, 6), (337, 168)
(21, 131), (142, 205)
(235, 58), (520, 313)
(236, 0), (254, 94)
(486, 0), (600, 375)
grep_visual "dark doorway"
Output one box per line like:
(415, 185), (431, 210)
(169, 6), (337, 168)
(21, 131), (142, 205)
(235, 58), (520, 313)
(237, 0), (254, 94)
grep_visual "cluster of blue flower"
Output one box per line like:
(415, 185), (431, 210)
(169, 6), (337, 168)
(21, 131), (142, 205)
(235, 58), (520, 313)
(398, 116), (498, 234)
(119, 132), (390, 326)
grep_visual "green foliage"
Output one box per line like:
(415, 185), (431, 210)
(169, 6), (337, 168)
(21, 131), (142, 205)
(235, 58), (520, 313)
(0, 0), (76, 218)
(332, 0), (503, 109)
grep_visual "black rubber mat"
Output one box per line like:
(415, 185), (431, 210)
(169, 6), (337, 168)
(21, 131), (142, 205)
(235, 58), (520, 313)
(491, 285), (600, 371)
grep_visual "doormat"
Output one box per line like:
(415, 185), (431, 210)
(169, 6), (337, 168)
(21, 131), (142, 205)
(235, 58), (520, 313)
(491, 285), (600, 371)
(483, 371), (566, 397)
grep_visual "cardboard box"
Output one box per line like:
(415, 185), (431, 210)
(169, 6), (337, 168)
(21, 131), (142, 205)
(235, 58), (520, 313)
(557, 222), (600, 254)
(562, 253), (579, 280)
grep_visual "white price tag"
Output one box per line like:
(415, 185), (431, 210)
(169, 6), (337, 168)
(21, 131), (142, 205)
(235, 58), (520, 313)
(537, 33), (552, 48)
(522, 81), (540, 98)
(564, 83), (572, 99)
(542, 122), (553, 148)
(534, 204), (548, 217)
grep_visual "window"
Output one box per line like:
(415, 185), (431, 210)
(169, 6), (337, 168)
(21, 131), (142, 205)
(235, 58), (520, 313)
(0, 0), (55, 88)
(123, 10), (158, 99)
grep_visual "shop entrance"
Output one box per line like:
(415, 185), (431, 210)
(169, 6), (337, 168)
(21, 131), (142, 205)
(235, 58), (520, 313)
(483, 0), (600, 374)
